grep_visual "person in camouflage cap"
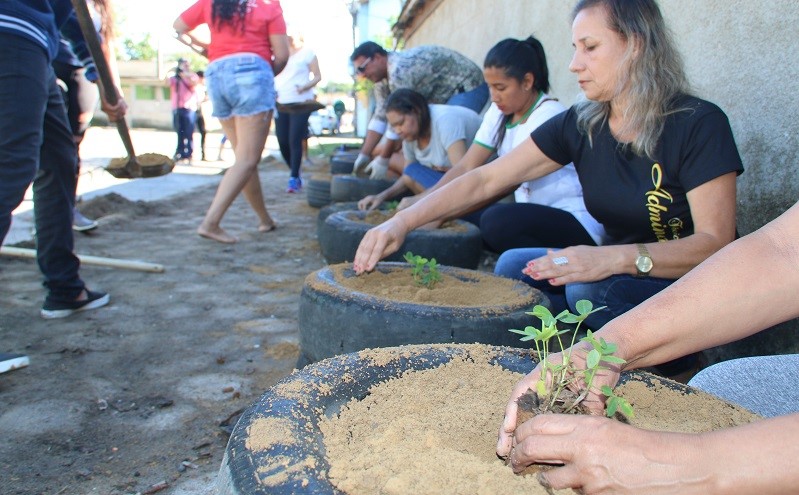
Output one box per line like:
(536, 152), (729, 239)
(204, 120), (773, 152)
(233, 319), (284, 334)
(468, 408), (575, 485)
(350, 41), (487, 179)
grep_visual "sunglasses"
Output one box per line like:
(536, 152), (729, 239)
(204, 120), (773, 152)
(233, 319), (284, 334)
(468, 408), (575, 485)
(356, 57), (372, 74)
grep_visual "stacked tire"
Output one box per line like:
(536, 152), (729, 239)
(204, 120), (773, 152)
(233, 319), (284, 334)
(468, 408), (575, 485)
(306, 174), (332, 208)
(329, 175), (395, 203)
(329, 151), (358, 174)
(318, 209), (483, 268)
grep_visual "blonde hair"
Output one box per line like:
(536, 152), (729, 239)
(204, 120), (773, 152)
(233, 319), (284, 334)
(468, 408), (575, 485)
(572, 0), (691, 158)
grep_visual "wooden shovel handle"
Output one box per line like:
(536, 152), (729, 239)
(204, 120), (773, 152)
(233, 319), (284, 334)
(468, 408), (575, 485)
(69, 0), (137, 158)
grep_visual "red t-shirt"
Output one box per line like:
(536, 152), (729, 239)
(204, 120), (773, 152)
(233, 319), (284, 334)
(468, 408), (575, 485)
(180, 0), (286, 64)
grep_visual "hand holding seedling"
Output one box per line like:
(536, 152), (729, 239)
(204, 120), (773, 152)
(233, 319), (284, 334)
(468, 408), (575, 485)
(497, 301), (631, 459)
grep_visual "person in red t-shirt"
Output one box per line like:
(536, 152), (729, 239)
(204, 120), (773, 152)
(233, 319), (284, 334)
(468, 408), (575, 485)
(174, 0), (289, 244)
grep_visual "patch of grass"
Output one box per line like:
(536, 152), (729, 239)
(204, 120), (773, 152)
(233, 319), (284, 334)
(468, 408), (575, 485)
(307, 137), (362, 159)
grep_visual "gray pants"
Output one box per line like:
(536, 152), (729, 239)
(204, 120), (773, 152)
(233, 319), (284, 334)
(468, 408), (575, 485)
(688, 354), (799, 418)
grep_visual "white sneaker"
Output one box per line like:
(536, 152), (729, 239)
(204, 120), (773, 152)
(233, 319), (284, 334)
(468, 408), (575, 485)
(73, 209), (98, 232)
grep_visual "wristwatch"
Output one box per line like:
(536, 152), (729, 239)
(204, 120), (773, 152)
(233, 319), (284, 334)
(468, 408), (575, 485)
(635, 243), (653, 277)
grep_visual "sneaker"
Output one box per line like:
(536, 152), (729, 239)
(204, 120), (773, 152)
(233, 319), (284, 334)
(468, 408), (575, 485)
(73, 208), (98, 232)
(41, 290), (110, 319)
(286, 177), (302, 193)
(0, 353), (29, 374)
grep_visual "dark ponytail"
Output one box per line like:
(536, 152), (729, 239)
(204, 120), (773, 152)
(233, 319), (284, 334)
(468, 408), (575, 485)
(212, 0), (249, 31)
(483, 35), (551, 149)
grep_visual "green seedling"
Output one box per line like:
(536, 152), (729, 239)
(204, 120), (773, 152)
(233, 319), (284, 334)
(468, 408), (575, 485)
(509, 299), (634, 419)
(384, 200), (400, 211)
(403, 251), (442, 289)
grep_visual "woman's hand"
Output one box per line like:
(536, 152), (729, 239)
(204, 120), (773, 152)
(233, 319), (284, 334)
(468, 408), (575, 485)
(397, 194), (422, 211)
(352, 216), (410, 273)
(358, 195), (382, 211)
(522, 246), (624, 286)
(510, 414), (702, 494)
(497, 342), (617, 459)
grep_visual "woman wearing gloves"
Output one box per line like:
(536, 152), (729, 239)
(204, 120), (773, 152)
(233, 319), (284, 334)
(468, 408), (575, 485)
(393, 36), (604, 241)
(350, 41), (488, 179)
(357, 89), (481, 212)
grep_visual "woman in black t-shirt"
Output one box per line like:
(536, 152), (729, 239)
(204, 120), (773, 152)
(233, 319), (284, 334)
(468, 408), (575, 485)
(352, 0), (743, 378)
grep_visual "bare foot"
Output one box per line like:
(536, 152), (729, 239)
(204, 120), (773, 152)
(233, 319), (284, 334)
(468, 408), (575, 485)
(197, 225), (238, 244)
(258, 222), (277, 233)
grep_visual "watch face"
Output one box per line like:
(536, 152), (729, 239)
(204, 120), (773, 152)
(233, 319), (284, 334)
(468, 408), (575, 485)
(636, 256), (653, 273)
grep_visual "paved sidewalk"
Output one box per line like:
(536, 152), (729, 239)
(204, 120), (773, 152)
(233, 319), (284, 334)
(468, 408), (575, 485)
(4, 126), (283, 246)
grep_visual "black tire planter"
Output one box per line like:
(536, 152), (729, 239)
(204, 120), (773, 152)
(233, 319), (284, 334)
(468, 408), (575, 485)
(297, 262), (548, 364)
(329, 174), (396, 203)
(316, 201), (357, 237)
(329, 151), (358, 174)
(306, 175), (332, 208)
(217, 344), (711, 495)
(318, 210), (483, 267)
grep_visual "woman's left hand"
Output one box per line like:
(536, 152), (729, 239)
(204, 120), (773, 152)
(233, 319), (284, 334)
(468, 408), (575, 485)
(522, 246), (620, 286)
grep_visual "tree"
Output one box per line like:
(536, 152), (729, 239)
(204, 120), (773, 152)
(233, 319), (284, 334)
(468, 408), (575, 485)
(120, 34), (157, 61)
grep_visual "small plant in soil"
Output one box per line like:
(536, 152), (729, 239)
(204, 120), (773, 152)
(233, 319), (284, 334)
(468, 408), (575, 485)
(384, 200), (400, 211)
(403, 251), (442, 289)
(507, 301), (634, 476)
(509, 300), (634, 419)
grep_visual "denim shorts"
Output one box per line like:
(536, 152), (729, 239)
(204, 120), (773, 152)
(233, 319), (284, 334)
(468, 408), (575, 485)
(205, 53), (276, 119)
(403, 162), (446, 189)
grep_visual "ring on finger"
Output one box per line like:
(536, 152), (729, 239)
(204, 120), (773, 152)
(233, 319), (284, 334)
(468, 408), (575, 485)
(552, 256), (569, 266)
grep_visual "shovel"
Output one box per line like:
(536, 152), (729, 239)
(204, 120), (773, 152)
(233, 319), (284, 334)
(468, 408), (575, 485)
(70, 0), (174, 179)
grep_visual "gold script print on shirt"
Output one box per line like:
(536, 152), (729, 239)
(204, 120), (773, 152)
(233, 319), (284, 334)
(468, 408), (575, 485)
(646, 163), (683, 241)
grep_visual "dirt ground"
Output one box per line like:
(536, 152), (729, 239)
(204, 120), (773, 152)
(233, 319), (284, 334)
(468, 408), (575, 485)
(0, 136), (336, 494)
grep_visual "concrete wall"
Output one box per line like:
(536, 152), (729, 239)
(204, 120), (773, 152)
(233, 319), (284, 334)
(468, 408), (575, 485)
(403, 0), (799, 361)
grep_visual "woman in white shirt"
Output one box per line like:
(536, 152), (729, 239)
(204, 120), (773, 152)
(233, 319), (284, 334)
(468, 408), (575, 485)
(393, 36), (604, 244)
(357, 88), (482, 211)
(274, 31), (321, 193)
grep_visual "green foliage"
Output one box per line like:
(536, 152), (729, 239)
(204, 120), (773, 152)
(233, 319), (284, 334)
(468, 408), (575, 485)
(403, 251), (442, 289)
(509, 300), (634, 419)
(384, 200), (399, 211)
(120, 34), (157, 61)
(322, 81), (354, 94)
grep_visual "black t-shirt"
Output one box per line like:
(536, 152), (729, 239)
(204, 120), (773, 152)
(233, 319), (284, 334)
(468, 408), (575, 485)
(531, 95), (744, 245)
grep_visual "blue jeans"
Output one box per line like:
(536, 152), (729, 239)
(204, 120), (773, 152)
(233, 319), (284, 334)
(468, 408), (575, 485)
(0, 33), (85, 303)
(173, 108), (196, 159)
(495, 247), (676, 329)
(446, 82), (489, 113)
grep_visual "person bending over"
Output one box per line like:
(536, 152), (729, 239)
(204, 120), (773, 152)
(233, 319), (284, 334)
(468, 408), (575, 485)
(357, 89), (481, 213)
(352, 0), (744, 380)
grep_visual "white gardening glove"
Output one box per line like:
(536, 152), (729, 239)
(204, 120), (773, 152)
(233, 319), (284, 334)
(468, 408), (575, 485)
(353, 153), (371, 175)
(365, 156), (390, 180)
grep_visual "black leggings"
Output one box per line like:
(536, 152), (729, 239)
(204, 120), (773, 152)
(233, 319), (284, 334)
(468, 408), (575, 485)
(275, 110), (311, 179)
(480, 202), (597, 254)
(195, 109), (206, 156)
